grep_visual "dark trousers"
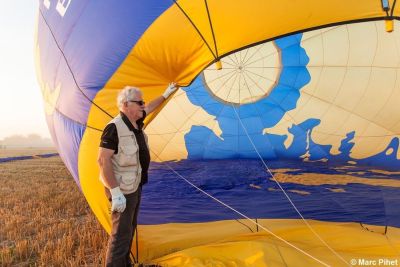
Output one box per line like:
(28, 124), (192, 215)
(105, 187), (142, 267)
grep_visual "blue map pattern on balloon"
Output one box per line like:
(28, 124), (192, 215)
(182, 33), (400, 169)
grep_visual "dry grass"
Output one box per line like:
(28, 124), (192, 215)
(0, 156), (108, 266)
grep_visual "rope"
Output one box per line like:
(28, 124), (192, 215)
(171, 0), (217, 59)
(152, 153), (330, 266)
(204, 0), (219, 58)
(231, 104), (350, 266)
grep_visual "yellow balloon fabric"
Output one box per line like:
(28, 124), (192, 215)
(35, 1), (400, 266)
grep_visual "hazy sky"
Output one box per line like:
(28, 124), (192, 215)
(0, 1), (50, 139)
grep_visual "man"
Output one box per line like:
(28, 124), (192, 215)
(97, 83), (178, 267)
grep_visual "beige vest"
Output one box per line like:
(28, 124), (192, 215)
(101, 115), (143, 194)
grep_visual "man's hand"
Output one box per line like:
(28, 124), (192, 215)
(162, 82), (178, 99)
(110, 187), (126, 213)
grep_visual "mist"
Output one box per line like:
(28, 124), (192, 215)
(0, 134), (54, 148)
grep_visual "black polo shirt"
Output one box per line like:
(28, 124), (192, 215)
(100, 111), (150, 185)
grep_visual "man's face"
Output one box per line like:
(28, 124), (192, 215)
(124, 92), (145, 120)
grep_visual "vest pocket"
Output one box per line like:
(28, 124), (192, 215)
(118, 175), (137, 192)
(119, 145), (138, 166)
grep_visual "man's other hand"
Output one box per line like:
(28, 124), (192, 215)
(110, 187), (126, 213)
(162, 82), (179, 99)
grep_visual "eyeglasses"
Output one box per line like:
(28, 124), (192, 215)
(128, 100), (145, 106)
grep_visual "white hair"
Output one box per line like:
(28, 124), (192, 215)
(117, 86), (142, 109)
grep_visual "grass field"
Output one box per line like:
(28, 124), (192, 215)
(0, 155), (108, 266)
